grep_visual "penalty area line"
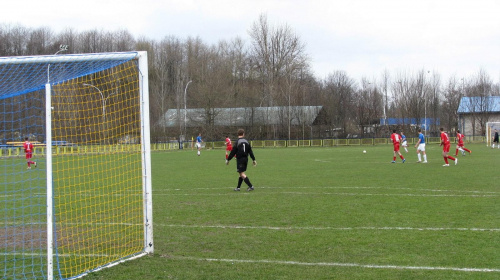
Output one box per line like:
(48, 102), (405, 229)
(173, 256), (500, 273)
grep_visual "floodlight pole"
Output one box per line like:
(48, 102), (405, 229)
(184, 80), (192, 138)
(54, 44), (69, 55)
(424, 86), (427, 137)
(383, 85), (387, 128)
(288, 90), (291, 141)
(47, 44), (68, 83)
(83, 83), (116, 144)
(83, 83), (115, 122)
(424, 71), (430, 137)
(460, 78), (465, 132)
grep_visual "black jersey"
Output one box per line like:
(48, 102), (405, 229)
(228, 138), (255, 161)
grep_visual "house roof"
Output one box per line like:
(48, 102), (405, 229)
(457, 96), (500, 114)
(158, 106), (323, 128)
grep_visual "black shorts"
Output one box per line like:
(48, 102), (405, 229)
(236, 157), (248, 173)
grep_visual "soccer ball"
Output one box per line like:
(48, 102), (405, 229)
(363, 150), (367, 154)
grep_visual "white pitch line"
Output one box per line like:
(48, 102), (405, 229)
(156, 192), (497, 198)
(173, 256), (500, 273)
(157, 224), (500, 232)
(282, 191), (498, 197)
(274, 186), (500, 194)
(155, 186), (499, 195)
(1, 221), (497, 232)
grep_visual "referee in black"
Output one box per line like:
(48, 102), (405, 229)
(226, 128), (257, 191)
(493, 129), (499, 148)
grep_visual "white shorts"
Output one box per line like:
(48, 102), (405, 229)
(196, 142), (202, 148)
(402, 140), (407, 147)
(417, 143), (426, 152)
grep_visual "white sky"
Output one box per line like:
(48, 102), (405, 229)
(2, 0), (499, 83)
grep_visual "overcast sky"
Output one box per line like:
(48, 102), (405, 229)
(2, 0), (499, 83)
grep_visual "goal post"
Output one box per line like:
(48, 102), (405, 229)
(486, 122), (500, 147)
(0, 52), (153, 280)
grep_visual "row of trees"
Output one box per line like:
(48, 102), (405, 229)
(1, 16), (499, 141)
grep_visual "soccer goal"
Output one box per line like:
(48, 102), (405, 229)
(486, 122), (500, 147)
(0, 52), (153, 280)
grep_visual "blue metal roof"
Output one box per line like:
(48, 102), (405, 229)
(379, 118), (439, 131)
(380, 118), (439, 126)
(457, 96), (500, 113)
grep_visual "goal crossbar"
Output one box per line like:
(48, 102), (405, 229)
(0, 52), (138, 65)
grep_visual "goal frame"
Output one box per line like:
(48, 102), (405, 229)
(0, 51), (153, 280)
(485, 122), (500, 147)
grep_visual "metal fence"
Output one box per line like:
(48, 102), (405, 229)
(173, 136), (486, 151)
(1, 136), (486, 157)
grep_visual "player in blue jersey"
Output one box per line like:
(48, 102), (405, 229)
(414, 129), (427, 163)
(195, 133), (203, 156)
(400, 131), (409, 153)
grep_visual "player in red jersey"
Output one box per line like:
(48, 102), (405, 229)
(390, 129), (405, 163)
(455, 130), (471, 156)
(440, 128), (457, 166)
(23, 137), (37, 169)
(224, 135), (232, 160)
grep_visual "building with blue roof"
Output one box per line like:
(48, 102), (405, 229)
(457, 96), (500, 136)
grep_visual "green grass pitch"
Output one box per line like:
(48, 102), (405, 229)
(86, 143), (499, 280)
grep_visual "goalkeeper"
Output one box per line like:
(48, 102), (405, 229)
(226, 129), (256, 191)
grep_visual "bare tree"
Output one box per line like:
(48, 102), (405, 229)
(392, 74), (412, 130)
(322, 71), (356, 138)
(26, 27), (53, 55)
(380, 69), (391, 135)
(55, 28), (78, 54)
(441, 76), (463, 131)
(427, 72), (441, 134)
(225, 37), (249, 104)
(464, 69), (494, 135)
(0, 24), (8, 55)
(392, 70), (430, 134)
(79, 29), (104, 53)
(147, 37), (186, 140)
(6, 24), (30, 56)
(114, 29), (136, 51)
(248, 13), (309, 138)
(492, 81), (500, 96)
(100, 30), (115, 52)
(354, 79), (372, 138)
